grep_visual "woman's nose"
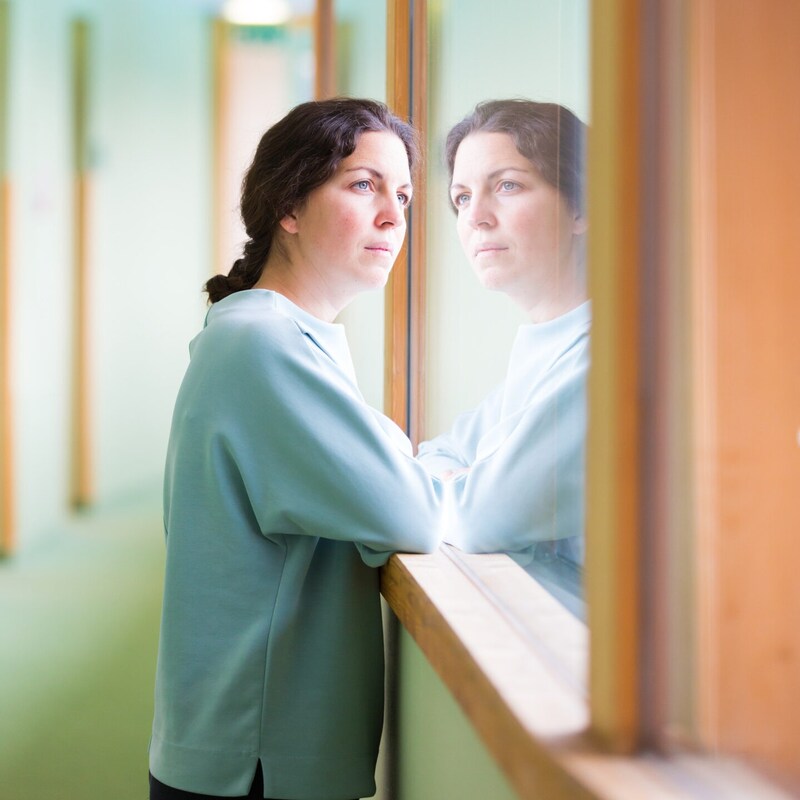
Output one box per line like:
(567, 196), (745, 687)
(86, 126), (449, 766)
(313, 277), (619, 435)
(465, 195), (494, 228)
(377, 192), (406, 228)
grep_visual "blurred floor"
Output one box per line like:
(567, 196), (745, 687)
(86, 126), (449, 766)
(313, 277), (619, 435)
(0, 494), (165, 800)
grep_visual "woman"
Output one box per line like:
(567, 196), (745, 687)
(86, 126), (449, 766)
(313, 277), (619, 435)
(149, 98), (441, 800)
(418, 100), (589, 611)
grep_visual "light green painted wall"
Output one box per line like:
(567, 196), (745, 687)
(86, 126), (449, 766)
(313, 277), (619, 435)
(398, 628), (519, 800)
(424, 0), (590, 436)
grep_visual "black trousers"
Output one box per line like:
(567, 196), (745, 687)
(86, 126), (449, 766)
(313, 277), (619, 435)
(150, 762), (265, 800)
(149, 762), (357, 800)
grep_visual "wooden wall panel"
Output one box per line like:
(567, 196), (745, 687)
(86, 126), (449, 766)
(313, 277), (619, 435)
(692, 0), (800, 787)
(314, 0), (335, 100)
(1, 0), (13, 553)
(70, 19), (92, 508)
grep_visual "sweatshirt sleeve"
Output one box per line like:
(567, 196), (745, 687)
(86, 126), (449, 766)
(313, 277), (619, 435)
(444, 349), (587, 564)
(167, 314), (443, 567)
(416, 384), (505, 476)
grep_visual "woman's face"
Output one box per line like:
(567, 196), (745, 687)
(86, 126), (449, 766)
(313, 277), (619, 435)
(280, 130), (412, 306)
(450, 131), (585, 319)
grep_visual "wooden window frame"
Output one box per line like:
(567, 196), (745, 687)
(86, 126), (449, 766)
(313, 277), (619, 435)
(384, 0), (426, 443)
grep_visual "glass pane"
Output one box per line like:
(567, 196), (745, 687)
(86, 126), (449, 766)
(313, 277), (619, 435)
(419, 0), (591, 620)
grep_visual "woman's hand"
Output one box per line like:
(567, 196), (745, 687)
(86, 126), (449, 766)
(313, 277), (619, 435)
(441, 467), (471, 480)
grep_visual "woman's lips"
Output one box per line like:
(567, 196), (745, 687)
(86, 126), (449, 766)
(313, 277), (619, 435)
(365, 243), (394, 256)
(475, 243), (508, 256)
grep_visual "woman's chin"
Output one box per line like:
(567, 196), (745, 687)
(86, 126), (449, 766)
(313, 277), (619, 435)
(358, 267), (393, 293)
(476, 268), (513, 294)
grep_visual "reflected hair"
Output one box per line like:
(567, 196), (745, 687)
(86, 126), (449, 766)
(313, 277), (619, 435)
(445, 99), (587, 215)
(205, 97), (419, 304)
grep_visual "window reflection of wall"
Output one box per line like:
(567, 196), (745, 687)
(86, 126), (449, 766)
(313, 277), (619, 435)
(425, 0), (589, 439)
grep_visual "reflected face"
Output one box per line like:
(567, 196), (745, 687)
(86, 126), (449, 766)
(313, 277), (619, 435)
(281, 131), (412, 299)
(450, 132), (584, 315)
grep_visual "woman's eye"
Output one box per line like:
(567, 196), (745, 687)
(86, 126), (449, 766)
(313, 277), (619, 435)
(452, 193), (470, 208)
(353, 179), (372, 191)
(397, 192), (411, 207)
(500, 180), (518, 191)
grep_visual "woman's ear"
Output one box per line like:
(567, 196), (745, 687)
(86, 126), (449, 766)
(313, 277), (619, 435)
(572, 213), (588, 236)
(279, 213), (299, 234)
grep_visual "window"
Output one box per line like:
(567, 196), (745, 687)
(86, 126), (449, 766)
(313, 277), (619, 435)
(375, 0), (800, 796)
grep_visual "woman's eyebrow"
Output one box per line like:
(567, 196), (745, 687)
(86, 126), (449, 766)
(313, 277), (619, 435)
(451, 166), (532, 191)
(345, 165), (383, 177)
(344, 166), (412, 191)
(486, 166), (531, 180)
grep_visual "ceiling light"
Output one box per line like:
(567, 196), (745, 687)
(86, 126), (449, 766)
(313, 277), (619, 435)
(220, 0), (292, 26)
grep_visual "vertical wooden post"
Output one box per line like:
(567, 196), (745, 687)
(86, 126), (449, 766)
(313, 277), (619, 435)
(314, 0), (335, 100)
(384, 0), (426, 444)
(71, 19), (92, 508)
(585, 0), (643, 753)
(0, 0), (14, 554)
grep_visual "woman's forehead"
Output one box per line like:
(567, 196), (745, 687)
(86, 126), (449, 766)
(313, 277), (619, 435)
(339, 131), (411, 175)
(452, 133), (534, 182)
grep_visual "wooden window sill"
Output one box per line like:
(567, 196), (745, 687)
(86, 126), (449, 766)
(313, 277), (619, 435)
(380, 548), (792, 800)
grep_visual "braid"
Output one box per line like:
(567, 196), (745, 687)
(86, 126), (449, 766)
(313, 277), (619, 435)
(204, 236), (272, 304)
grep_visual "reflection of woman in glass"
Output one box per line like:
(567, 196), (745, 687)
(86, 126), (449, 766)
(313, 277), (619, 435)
(149, 98), (441, 800)
(418, 100), (588, 612)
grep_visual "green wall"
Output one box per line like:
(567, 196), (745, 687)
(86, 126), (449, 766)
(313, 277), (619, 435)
(398, 628), (518, 800)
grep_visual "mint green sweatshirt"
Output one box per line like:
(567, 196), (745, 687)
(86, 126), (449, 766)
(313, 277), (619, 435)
(149, 290), (441, 799)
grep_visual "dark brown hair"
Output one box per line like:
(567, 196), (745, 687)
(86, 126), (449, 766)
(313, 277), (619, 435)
(445, 99), (587, 215)
(206, 97), (419, 303)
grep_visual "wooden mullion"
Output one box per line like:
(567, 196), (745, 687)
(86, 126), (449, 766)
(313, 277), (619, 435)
(585, 0), (643, 753)
(407, 0), (427, 446)
(384, 0), (412, 432)
(384, 0), (426, 443)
